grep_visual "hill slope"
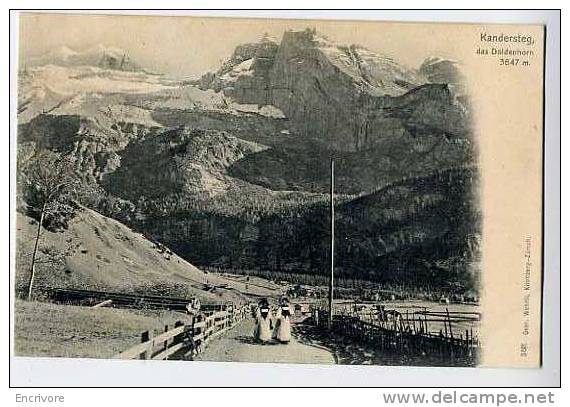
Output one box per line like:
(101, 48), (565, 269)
(15, 207), (279, 303)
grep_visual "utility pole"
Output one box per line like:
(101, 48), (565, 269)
(328, 157), (335, 331)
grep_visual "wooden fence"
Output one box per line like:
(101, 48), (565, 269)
(341, 304), (480, 339)
(45, 287), (229, 312)
(115, 303), (250, 360)
(314, 310), (480, 366)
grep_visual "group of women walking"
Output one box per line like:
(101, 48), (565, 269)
(253, 298), (292, 344)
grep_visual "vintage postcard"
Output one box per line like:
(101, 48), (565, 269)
(12, 13), (544, 369)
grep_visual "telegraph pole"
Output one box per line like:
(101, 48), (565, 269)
(328, 157), (335, 331)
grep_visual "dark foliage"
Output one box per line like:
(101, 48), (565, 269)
(137, 167), (480, 291)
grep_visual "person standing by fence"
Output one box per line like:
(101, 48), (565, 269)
(185, 297), (203, 355)
(186, 297), (201, 316)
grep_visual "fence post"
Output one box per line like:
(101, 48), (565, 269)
(174, 321), (184, 344)
(162, 324), (169, 359)
(205, 314), (210, 344)
(446, 308), (454, 340)
(114, 302), (251, 360)
(140, 330), (153, 360)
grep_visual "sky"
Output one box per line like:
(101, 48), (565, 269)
(19, 13), (462, 78)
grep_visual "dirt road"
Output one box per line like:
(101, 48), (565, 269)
(195, 317), (336, 365)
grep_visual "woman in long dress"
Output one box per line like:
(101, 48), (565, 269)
(274, 304), (292, 344)
(254, 301), (272, 344)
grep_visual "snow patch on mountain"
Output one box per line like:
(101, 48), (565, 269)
(316, 40), (427, 96)
(26, 44), (144, 72)
(219, 58), (255, 82)
(231, 103), (286, 118)
(128, 85), (228, 111)
(18, 65), (175, 123)
(24, 65), (171, 96)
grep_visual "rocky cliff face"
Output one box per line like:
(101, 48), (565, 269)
(419, 57), (469, 109)
(198, 29), (471, 154)
(18, 112), (161, 184)
(268, 29), (430, 151)
(104, 127), (268, 201)
(197, 34), (279, 105)
(419, 57), (466, 90)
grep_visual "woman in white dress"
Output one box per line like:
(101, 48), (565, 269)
(274, 303), (292, 344)
(254, 301), (272, 344)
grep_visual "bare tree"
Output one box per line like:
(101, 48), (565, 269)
(20, 151), (78, 300)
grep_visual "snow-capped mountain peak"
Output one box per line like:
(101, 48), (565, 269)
(26, 44), (142, 72)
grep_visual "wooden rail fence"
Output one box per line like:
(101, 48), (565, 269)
(44, 287), (236, 312)
(314, 310), (480, 366)
(115, 303), (250, 360)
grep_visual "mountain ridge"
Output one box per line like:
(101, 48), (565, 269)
(17, 29), (480, 293)
(197, 28), (470, 153)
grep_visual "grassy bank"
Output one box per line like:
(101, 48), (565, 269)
(13, 299), (192, 359)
